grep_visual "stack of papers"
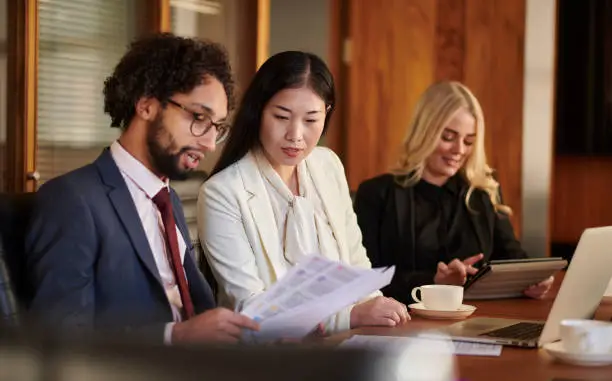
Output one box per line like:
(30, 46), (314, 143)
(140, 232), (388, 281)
(240, 255), (395, 342)
(341, 335), (503, 357)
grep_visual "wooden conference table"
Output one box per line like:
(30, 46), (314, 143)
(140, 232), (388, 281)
(328, 273), (612, 381)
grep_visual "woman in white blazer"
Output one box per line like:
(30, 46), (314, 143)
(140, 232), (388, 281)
(197, 51), (409, 335)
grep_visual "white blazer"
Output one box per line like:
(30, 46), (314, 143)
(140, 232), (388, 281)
(197, 147), (380, 333)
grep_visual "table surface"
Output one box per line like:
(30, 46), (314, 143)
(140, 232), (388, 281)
(327, 273), (612, 381)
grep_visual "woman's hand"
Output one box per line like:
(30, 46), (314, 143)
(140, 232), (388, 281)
(434, 254), (484, 286)
(350, 296), (411, 328)
(524, 276), (554, 299)
(272, 324), (327, 345)
(307, 323), (326, 338)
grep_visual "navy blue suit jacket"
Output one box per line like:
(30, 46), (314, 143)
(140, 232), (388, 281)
(25, 149), (215, 342)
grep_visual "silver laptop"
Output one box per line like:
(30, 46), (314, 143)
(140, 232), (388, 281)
(440, 226), (612, 348)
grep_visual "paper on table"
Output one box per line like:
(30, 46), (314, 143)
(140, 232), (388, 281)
(240, 255), (395, 342)
(341, 335), (503, 357)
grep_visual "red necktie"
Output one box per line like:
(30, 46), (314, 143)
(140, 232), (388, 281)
(152, 188), (195, 319)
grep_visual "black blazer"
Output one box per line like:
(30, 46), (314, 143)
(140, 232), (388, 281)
(354, 174), (526, 305)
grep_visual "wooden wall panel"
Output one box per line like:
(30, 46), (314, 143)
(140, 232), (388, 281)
(343, 0), (526, 237)
(551, 156), (612, 243)
(346, 0), (437, 190)
(228, 0), (259, 96)
(606, 0), (612, 132)
(435, 0), (466, 81)
(463, 0), (526, 236)
(325, 0), (347, 159)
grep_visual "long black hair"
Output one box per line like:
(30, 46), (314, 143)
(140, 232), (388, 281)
(210, 51), (335, 177)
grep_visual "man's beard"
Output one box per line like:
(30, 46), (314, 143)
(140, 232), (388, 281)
(146, 115), (192, 181)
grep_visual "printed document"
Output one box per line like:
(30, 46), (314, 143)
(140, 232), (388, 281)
(240, 255), (395, 342)
(341, 334), (503, 357)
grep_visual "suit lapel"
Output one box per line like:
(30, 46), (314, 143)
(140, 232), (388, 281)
(467, 191), (490, 256)
(170, 189), (196, 269)
(95, 149), (163, 287)
(394, 184), (416, 268)
(170, 191), (191, 249)
(305, 154), (346, 260)
(238, 152), (286, 278)
(169, 191), (198, 279)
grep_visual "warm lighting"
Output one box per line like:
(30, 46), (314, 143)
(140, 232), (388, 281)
(256, 0), (270, 69)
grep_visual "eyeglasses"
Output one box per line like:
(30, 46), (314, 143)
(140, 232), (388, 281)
(166, 99), (230, 143)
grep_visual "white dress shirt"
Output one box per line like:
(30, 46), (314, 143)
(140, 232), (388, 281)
(110, 141), (187, 343)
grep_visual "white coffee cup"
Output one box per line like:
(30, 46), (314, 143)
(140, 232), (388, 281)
(411, 285), (464, 311)
(560, 319), (612, 354)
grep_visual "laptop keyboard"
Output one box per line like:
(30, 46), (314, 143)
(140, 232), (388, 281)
(481, 322), (544, 341)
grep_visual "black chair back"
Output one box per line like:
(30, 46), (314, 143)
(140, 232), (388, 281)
(0, 193), (35, 326)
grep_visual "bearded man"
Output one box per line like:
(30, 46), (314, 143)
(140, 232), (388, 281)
(25, 33), (258, 345)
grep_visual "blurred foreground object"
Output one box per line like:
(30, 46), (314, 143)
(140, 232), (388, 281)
(0, 326), (455, 381)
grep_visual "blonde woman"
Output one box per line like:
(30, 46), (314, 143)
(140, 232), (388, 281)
(354, 81), (553, 305)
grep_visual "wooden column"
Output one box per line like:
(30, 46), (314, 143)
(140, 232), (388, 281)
(6, 0), (38, 192)
(140, 0), (171, 34)
(256, 0), (270, 69)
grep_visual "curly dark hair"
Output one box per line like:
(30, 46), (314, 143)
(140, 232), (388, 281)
(103, 32), (235, 129)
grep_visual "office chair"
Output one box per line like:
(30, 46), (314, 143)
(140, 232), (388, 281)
(0, 193), (35, 326)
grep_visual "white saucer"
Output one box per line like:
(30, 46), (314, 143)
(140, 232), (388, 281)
(408, 303), (476, 320)
(543, 341), (612, 367)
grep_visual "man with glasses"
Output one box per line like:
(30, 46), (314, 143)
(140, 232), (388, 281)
(25, 33), (259, 344)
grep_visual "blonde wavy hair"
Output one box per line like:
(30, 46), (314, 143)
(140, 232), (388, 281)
(391, 81), (511, 215)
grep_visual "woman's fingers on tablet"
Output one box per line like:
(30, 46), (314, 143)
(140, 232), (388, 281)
(466, 265), (479, 275)
(437, 261), (450, 274)
(463, 253), (484, 266)
(447, 259), (467, 278)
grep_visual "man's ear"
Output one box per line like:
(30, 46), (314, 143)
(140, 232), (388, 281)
(135, 97), (160, 122)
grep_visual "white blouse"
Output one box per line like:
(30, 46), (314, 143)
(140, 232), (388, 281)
(254, 150), (341, 272)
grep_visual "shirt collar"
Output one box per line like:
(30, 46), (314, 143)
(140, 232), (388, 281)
(254, 148), (308, 200)
(418, 174), (462, 196)
(110, 140), (168, 199)
(444, 175), (461, 195)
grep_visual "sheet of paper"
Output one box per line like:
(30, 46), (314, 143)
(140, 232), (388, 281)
(341, 335), (502, 357)
(240, 256), (395, 342)
(452, 341), (503, 356)
(605, 277), (612, 296)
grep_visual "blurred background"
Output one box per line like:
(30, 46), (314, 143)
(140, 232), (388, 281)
(1, 0), (611, 262)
